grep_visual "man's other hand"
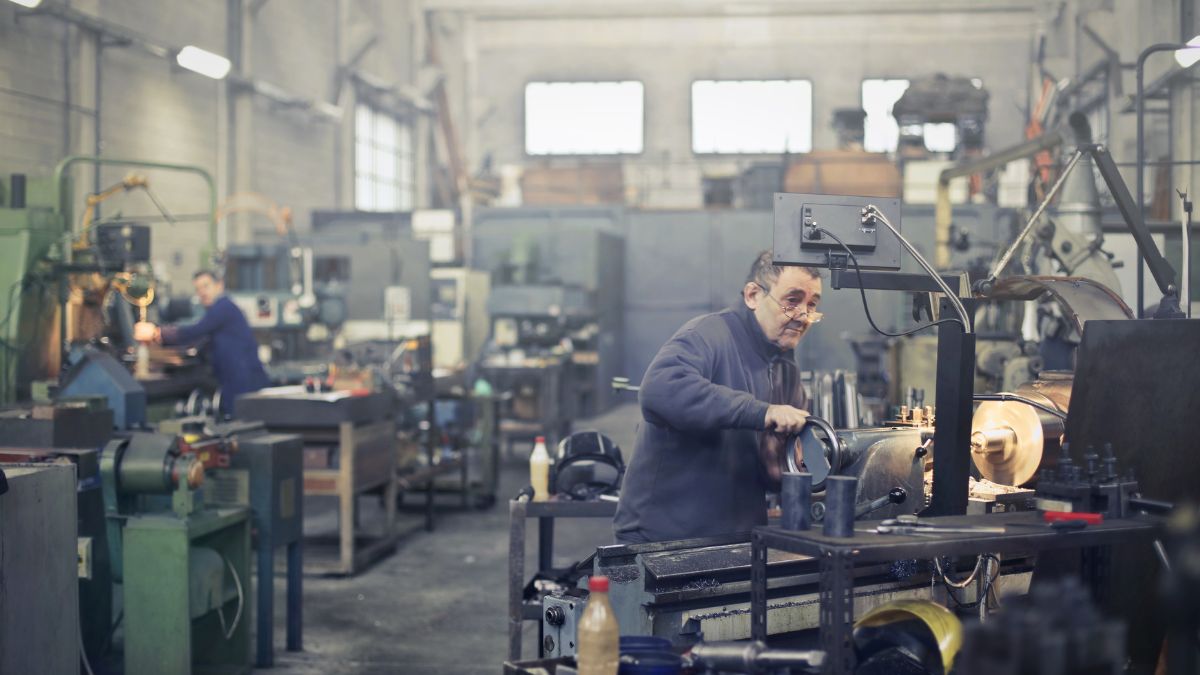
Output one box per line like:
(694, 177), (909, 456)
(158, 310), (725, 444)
(764, 405), (810, 435)
(133, 321), (160, 344)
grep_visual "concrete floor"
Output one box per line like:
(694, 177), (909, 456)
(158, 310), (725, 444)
(269, 402), (641, 674)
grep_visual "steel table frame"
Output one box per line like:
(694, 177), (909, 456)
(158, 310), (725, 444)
(507, 498), (618, 661)
(750, 512), (1160, 674)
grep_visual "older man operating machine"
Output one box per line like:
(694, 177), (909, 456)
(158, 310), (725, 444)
(614, 251), (823, 544)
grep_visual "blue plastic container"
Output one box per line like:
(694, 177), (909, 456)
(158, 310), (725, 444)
(618, 636), (681, 675)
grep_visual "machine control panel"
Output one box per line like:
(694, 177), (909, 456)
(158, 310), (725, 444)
(773, 192), (903, 271)
(800, 202), (879, 250)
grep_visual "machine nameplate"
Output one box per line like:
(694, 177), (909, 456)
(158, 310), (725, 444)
(280, 477), (296, 520)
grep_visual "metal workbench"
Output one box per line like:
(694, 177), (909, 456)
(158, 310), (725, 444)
(483, 360), (573, 453)
(508, 498), (618, 661)
(749, 512), (1161, 674)
(237, 389), (401, 575)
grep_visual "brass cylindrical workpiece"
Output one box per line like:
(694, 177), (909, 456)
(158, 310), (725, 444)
(970, 373), (1070, 486)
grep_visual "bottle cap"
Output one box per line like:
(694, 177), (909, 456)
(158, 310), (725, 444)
(535, 436), (546, 444)
(588, 576), (610, 593)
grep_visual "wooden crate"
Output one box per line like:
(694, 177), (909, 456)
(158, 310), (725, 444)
(784, 151), (902, 197)
(520, 163), (624, 205)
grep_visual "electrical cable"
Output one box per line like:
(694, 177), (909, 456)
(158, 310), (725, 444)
(934, 555), (985, 589)
(816, 227), (966, 337)
(866, 205), (973, 333)
(215, 552), (245, 640)
(105, 610), (124, 655)
(79, 615), (96, 675)
(972, 393), (1068, 420)
(934, 554), (1001, 612)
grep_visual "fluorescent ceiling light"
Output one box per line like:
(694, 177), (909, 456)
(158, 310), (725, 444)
(176, 45), (231, 80)
(7, 0), (43, 8)
(1176, 36), (1200, 68)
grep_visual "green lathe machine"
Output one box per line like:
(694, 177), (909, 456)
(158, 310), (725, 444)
(102, 432), (252, 674)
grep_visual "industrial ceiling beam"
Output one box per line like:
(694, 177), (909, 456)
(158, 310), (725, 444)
(417, 0), (1037, 20)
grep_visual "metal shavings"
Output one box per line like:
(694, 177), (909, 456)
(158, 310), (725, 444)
(680, 578), (722, 591)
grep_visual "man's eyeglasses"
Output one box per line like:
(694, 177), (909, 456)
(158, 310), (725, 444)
(757, 284), (823, 324)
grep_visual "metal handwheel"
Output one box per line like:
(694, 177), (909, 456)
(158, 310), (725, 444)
(785, 415), (844, 491)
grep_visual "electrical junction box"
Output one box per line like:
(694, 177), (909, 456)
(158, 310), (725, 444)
(773, 192), (903, 271)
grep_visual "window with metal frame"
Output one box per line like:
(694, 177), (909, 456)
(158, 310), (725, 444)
(355, 104), (415, 211)
(524, 81), (645, 155)
(691, 79), (813, 154)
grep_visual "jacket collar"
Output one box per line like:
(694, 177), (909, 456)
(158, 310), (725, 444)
(734, 302), (790, 363)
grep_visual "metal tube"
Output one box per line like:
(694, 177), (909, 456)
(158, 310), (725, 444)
(988, 149), (1085, 283)
(51, 155), (219, 258)
(823, 475), (857, 538)
(871, 207), (973, 333)
(780, 472), (812, 531)
(934, 131), (1064, 267)
(1136, 43), (1189, 319)
(1181, 192), (1192, 318)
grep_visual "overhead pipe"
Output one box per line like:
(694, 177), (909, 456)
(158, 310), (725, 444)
(934, 131), (1065, 268)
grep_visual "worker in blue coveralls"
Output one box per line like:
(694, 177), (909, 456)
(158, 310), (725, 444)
(614, 251), (823, 544)
(134, 269), (270, 418)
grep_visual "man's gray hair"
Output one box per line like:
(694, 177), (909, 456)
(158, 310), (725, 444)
(746, 250), (820, 292)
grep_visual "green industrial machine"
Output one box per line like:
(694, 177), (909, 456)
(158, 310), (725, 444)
(0, 172), (68, 404)
(159, 416), (306, 668)
(0, 156), (218, 407)
(102, 432), (252, 674)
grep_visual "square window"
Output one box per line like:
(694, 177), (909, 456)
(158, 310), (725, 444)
(354, 104), (416, 212)
(525, 81), (644, 155)
(691, 80), (812, 154)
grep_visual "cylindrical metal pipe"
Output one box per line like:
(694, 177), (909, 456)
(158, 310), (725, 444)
(781, 472), (812, 531)
(1182, 194), (1192, 318)
(1057, 113), (1103, 244)
(823, 475), (857, 538)
(1136, 43), (1188, 318)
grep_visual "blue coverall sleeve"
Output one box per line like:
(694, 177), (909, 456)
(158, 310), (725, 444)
(638, 327), (769, 433)
(161, 299), (233, 346)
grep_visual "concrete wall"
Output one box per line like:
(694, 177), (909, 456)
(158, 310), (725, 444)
(0, 6), (73, 171)
(441, 0), (1197, 310)
(455, 5), (1039, 208)
(0, 0), (418, 289)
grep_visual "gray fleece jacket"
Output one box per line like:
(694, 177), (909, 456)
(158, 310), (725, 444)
(613, 302), (806, 544)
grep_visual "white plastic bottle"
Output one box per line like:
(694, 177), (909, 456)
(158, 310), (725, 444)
(577, 576), (619, 675)
(530, 435), (551, 502)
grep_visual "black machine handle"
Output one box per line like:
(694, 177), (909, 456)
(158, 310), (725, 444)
(1129, 496), (1175, 515)
(856, 487), (908, 519)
